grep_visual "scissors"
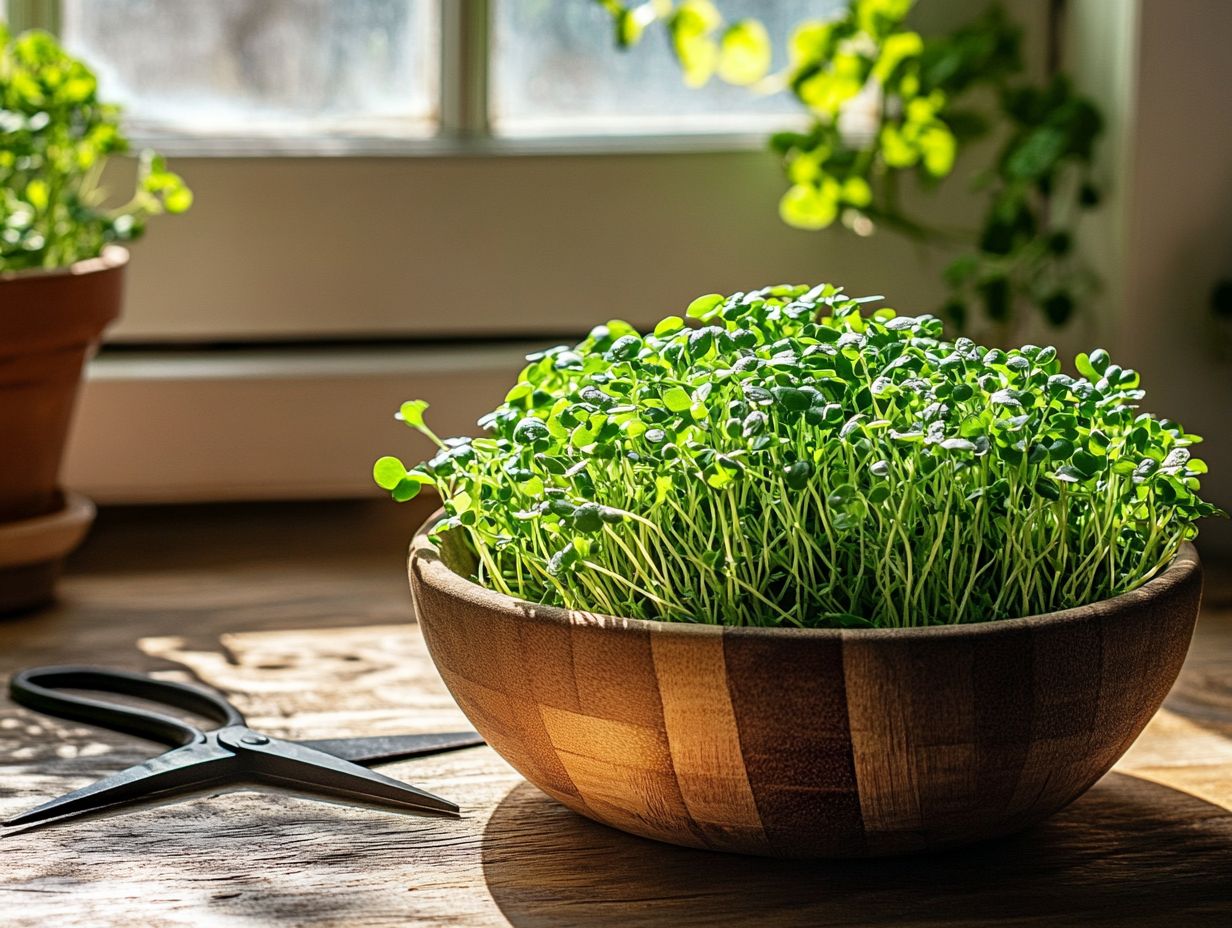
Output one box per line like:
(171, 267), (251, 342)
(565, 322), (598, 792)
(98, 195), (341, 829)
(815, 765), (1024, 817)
(4, 666), (484, 829)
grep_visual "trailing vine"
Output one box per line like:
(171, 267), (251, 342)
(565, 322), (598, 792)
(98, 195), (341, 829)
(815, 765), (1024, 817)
(595, 0), (1104, 335)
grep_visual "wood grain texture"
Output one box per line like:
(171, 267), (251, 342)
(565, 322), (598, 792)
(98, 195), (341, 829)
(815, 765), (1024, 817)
(650, 631), (769, 851)
(412, 522), (1204, 858)
(0, 501), (1229, 926)
(722, 628), (865, 854)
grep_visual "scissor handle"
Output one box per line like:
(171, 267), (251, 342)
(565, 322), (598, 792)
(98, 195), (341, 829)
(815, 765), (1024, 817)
(9, 666), (246, 748)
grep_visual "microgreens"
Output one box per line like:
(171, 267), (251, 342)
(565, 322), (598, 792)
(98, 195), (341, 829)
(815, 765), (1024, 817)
(378, 284), (1221, 629)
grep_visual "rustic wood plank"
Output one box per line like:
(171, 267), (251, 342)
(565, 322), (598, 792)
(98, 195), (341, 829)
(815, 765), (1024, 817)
(0, 502), (1229, 926)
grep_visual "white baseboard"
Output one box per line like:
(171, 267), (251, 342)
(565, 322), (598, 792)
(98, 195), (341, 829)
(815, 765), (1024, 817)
(64, 344), (539, 502)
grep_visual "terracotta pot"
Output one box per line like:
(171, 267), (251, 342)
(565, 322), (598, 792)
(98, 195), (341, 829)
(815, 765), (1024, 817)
(409, 516), (1202, 858)
(0, 492), (96, 613)
(0, 246), (126, 610)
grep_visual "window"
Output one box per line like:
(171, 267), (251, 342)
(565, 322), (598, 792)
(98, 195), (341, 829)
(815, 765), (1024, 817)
(490, 0), (838, 137)
(18, 0), (849, 149)
(60, 0), (438, 140)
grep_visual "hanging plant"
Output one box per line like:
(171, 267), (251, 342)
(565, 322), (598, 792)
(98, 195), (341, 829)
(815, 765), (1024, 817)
(594, 0), (1104, 335)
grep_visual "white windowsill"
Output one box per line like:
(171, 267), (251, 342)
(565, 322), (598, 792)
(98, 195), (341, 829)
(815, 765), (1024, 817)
(122, 116), (807, 159)
(129, 132), (777, 159)
(83, 343), (545, 380)
(127, 131), (778, 158)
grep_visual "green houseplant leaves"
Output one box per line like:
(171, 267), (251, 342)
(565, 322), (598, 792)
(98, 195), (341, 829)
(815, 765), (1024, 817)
(379, 284), (1221, 630)
(0, 25), (191, 272)
(594, 0), (1105, 335)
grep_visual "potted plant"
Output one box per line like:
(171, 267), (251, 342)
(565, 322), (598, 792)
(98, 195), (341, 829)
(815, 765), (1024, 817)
(378, 284), (1220, 857)
(0, 26), (190, 613)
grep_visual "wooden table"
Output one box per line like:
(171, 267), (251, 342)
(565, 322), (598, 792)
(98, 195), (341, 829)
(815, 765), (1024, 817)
(1, 502), (1230, 927)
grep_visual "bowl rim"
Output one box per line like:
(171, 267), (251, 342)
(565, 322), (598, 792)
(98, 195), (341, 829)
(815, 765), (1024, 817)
(409, 509), (1201, 640)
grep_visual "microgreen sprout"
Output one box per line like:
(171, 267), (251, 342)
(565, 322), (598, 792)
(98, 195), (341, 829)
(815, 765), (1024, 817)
(378, 284), (1221, 629)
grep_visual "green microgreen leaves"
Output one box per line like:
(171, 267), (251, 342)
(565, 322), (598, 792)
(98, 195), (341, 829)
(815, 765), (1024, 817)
(398, 400), (430, 429)
(662, 387), (693, 413)
(377, 283), (1221, 630)
(372, 456), (407, 491)
(686, 293), (725, 320)
(372, 455), (432, 501)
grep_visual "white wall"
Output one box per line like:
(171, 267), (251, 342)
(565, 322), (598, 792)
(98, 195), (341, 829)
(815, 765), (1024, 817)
(106, 149), (961, 343)
(1070, 0), (1232, 553)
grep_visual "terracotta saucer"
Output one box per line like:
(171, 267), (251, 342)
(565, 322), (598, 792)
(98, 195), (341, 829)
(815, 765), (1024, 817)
(0, 492), (95, 615)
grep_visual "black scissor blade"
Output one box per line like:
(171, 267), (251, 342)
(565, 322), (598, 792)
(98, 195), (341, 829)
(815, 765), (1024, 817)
(3, 741), (237, 828)
(296, 731), (484, 766)
(235, 735), (459, 816)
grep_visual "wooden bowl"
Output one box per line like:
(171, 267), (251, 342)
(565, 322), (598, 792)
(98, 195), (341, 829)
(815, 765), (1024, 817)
(409, 518), (1202, 858)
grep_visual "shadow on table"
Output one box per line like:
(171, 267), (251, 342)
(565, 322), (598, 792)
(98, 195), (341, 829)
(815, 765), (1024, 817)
(481, 772), (1232, 928)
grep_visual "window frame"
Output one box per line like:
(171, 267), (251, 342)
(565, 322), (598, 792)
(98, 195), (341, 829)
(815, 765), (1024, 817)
(9, 0), (787, 157)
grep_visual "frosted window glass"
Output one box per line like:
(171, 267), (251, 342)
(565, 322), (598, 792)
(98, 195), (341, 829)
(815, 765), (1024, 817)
(60, 0), (438, 138)
(491, 0), (845, 136)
